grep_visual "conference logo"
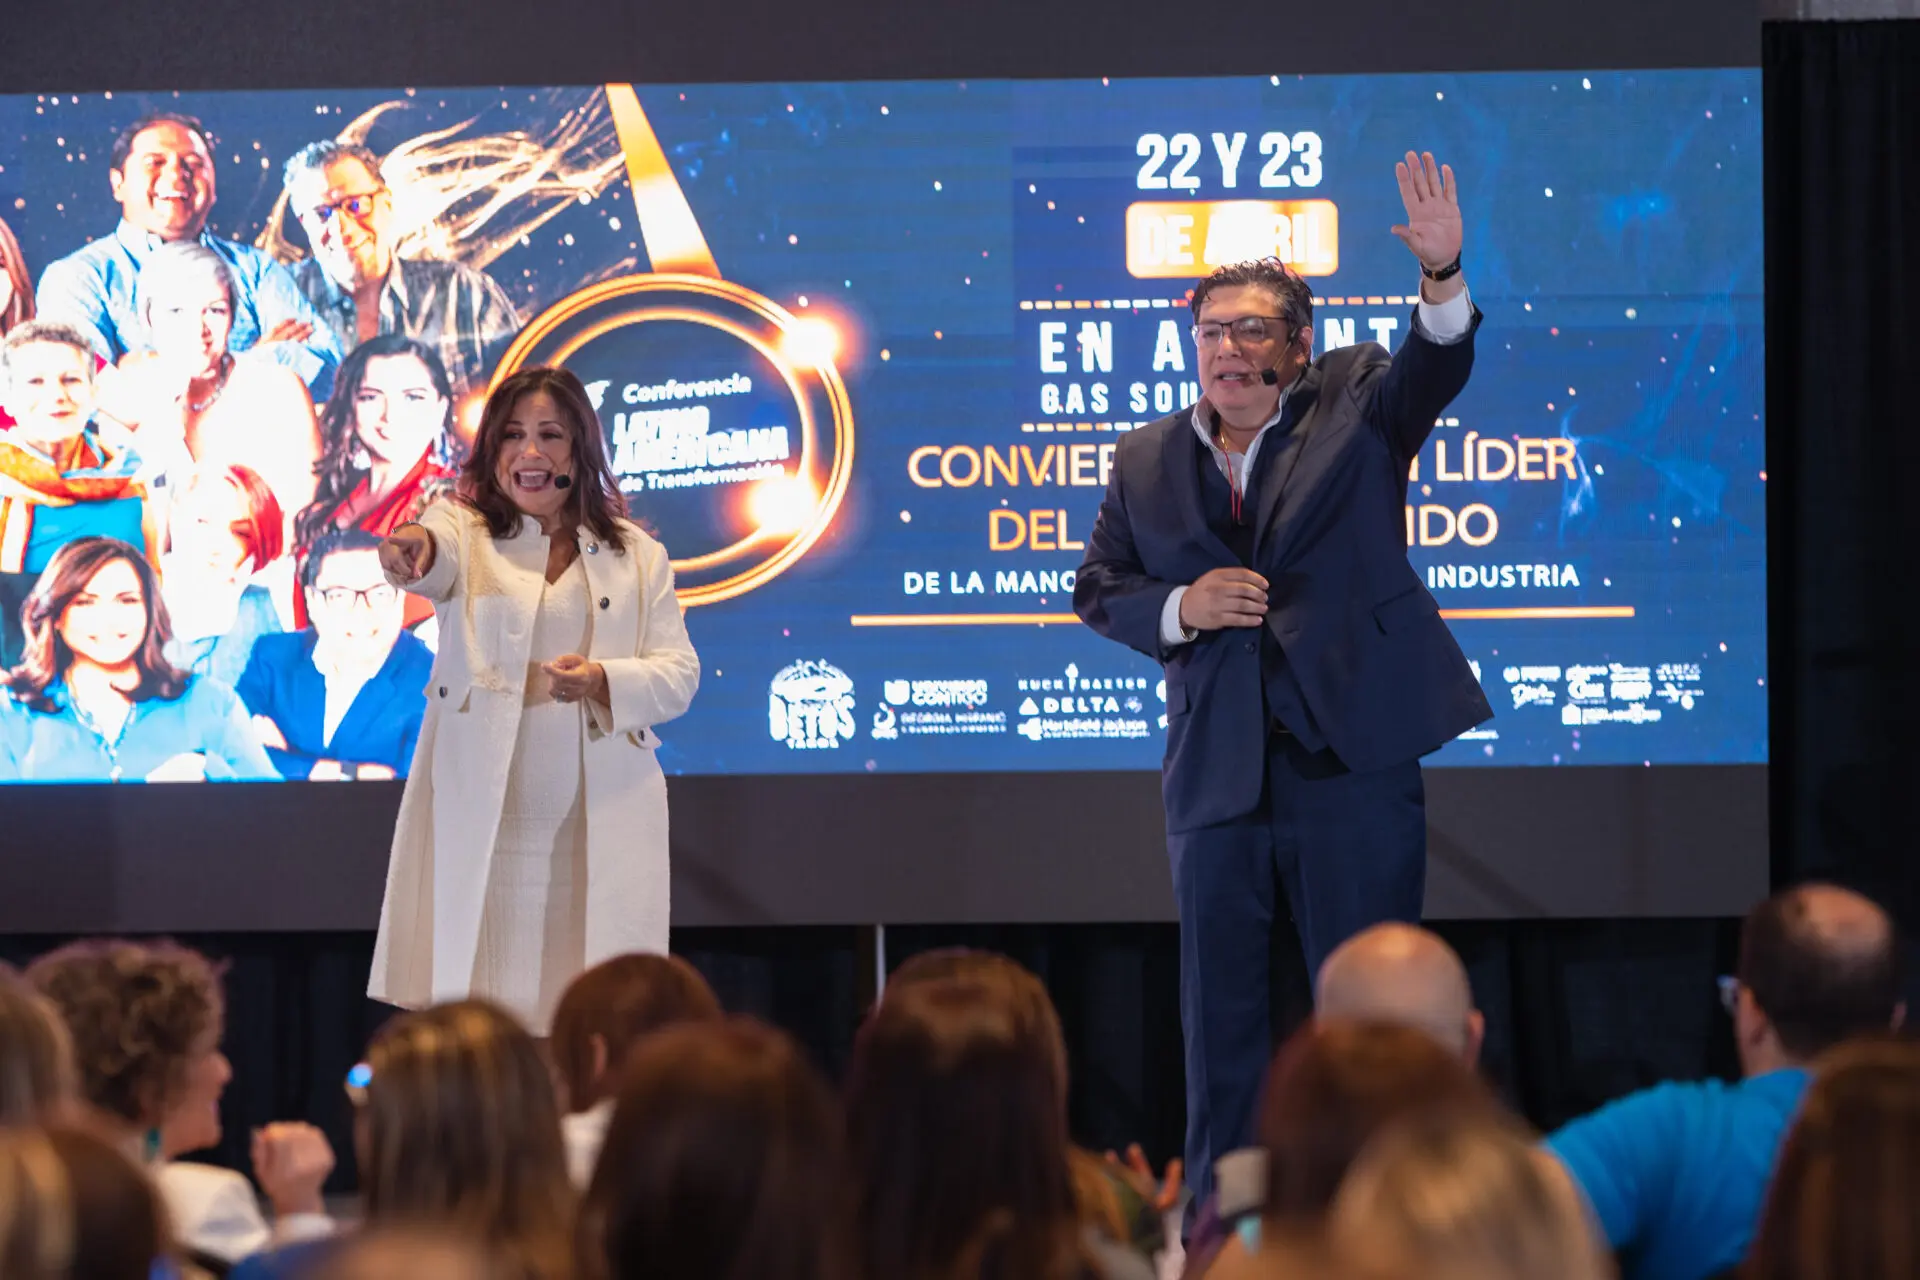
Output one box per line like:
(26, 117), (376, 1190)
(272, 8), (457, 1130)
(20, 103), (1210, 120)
(768, 660), (857, 750)
(493, 85), (856, 609)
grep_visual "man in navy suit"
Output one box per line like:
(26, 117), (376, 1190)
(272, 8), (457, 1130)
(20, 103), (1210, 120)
(237, 527), (433, 781)
(1074, 152), (1493, 1213)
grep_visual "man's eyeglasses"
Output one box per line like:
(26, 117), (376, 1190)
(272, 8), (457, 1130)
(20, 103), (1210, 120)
(313, 584), (399, 610)
(1717, 975), (1741, 1016)
(300, 190), (385, 226)
(1192, 316), (1288, 347)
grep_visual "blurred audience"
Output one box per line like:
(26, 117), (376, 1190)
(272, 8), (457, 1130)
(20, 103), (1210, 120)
(1315, 923), (1484, 1063)
(0, 1125), (70, 1280)
(577, 1018), (852, 1280)
(847, 975), (1139, 1280)
(885, 948), (1177, 1267)
(1545, 883), (1902, 1280)
(25, 939), (336, 1268)
(1192, 1019), (1505, 1279)
(2, 903), (1907, 1280)
(309, 1229), (508, 1280)
(548, 953), (721, 1186)
(0, 963), (76, 1124)
(1329, 1115), (1614, 1280)
(244, 1000), (576, 1280)
(1745, 1035), (1920, 1280)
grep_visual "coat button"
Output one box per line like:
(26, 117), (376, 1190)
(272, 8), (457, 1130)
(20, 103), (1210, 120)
(599, 597), (610, 609)
(1244, 640), (1256, 653)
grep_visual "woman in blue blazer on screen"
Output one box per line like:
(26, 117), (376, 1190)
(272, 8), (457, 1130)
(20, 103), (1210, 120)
(236, 526), (432, 781)
(0, 536), (274, 782)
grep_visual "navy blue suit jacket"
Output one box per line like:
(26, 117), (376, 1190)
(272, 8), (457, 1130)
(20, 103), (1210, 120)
(235, 629), (434, 780)
(1074, 309), (1494, 833)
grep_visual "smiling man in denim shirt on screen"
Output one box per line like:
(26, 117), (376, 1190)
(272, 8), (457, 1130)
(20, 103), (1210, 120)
(1546, 884), (1902, 1280)
(35, 112), (341, 400)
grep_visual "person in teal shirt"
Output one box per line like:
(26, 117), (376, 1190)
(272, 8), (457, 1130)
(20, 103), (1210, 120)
(1546, 884), (1903, 1280)
(0, 536), (272, 782)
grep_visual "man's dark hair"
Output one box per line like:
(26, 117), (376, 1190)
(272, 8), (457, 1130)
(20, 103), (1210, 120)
(1189, 257), (1314, 337)
(1737, 885), (1901, 1060)
(300, 526), (384, 590)
(109, 113), (215, 175)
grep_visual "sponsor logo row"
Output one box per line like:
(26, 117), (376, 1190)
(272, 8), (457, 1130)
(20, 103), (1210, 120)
(767, 660), (1162, 750)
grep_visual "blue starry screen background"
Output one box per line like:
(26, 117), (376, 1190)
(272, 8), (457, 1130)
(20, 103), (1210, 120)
(0, 69), (1764, 780)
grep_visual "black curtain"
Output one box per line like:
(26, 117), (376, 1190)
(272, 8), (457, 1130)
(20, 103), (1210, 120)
(1764, 19), (1920, 929)
(9, 16), (1920, 1199)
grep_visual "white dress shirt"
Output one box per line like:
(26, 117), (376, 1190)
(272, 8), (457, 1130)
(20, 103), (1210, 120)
(1158, 282), (1473, 647)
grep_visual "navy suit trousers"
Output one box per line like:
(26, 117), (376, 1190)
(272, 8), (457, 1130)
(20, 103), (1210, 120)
(1167, 729), (1427, 1223)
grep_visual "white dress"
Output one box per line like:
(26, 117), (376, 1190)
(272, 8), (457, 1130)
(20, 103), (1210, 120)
(468, 554), (591, 1033)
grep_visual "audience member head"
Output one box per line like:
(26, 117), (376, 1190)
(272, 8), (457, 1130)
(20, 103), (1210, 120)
(885, 948), (1070, 1105)
(550, 954), (721, 1114)
(0, 214), (33, 335)
(313, 1227), (509, 1280)
(284, 139), (395, 291)
(0, 965), (75, 1125)
(109, 113), (218, 243)
(579, 1019), (852, 1280)
(1745, 1035), (1920, 1280)
(0, 1125), (170, 1280)
(1258, 1019), (1503, 1226)
(883, 950), (1138, 1247)
(355, 1000), (574, 1280)
(25, 939), (227, 1160)
(45, 1125), (168, 1280)
(1, 320), (98, 446)
(0, 1127), (70, 1280)
(1329, 1115), (1612, 1280)
(1316, 923), (1483, 1062)
(1733, 883), (1902, 1075)
(847, 977), (1092, 1280)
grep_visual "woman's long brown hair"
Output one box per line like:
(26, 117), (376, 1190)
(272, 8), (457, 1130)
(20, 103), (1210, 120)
(458, 366), (627, 552)
(847, 978), (1095, 1280)
(578, 1019), (856, 1280)
(1745, 1036), (1920, 1280)
(3, 537), (188, 714)
(296, 334), (457, 553)
(359, 1001), (576, 1280)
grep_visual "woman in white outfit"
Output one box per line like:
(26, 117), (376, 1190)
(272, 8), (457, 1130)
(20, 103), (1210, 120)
(369, 365), (700, 1033)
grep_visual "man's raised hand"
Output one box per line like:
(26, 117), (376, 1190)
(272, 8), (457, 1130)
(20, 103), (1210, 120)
(1391, 150), (1463, 272)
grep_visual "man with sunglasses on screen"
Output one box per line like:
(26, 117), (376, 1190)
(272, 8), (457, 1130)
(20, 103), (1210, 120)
(1074, 151), (1491, 1225)
(282, 140), (522, 406)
